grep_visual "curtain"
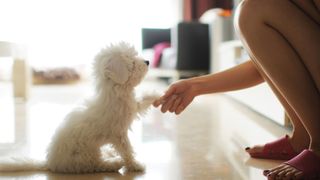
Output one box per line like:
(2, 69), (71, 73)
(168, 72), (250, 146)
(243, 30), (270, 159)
(183, 0), (233, 21)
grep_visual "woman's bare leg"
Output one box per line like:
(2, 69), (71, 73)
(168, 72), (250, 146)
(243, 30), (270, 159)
(246, 60), (310, 154)
(235, 0), (320, 179)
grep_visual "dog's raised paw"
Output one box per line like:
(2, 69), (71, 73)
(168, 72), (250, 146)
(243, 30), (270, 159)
(142, 95), (160, 104)
(137, 93), (161, 114)
(141, 93), (161, 101)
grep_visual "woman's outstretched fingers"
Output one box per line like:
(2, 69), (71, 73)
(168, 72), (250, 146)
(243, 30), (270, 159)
(153, 84), (178, 108)
(161, 94), (178, 113)
(162, 85), (177, 99)
(153, 96), (167, 107)
(176, 103), (187, 115)
(153, 99), (161, 107)
(166, 94), (179, 113)
(175, 95), (193, 114)
(153, 79), (196, 114)
(170, 96), (182, 113)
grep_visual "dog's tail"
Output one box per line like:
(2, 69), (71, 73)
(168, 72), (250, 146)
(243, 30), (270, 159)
(0, 157), (48, 172)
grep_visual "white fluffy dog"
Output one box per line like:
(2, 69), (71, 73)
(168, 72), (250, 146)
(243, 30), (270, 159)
(0, 42), (159, 173)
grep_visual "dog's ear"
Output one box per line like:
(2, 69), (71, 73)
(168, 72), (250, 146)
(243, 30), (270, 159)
(104, 58), (129, 84)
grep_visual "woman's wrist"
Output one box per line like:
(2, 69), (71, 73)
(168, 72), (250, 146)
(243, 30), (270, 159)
(188, 77), (207, 97)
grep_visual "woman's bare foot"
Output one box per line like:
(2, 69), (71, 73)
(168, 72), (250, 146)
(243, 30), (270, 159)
(264, 149), (320, 180)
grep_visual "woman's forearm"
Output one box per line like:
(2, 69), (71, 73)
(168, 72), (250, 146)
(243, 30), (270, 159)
(190, 60), (265, 95)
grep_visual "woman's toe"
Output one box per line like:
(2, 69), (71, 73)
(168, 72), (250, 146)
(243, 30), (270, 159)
(267, 170), (279, 179)
(283, 168), (298, 180)
(246, 145), (264, 154)
(293, 171), (303, 179)
(267, 165), (288, 179)
(273, 166), (291, 179)
(283, 169), (296, 179)
(277, 166), (291, 177)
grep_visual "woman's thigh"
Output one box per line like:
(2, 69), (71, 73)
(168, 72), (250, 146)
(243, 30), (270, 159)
(291, 0), (320, 24)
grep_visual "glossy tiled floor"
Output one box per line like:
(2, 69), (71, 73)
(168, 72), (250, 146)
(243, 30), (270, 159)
(0, 78), (291, 180)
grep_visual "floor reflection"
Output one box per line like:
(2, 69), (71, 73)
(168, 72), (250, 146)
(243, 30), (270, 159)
(0, 80), (290, 180)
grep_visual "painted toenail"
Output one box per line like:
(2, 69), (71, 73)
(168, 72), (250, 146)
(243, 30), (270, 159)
(245, 147), (250, 150)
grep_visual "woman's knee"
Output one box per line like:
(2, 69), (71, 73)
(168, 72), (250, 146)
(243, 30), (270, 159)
(234, 0), (264, 34)
(235, 0), (295, 28)
(235, 0), (286, 34)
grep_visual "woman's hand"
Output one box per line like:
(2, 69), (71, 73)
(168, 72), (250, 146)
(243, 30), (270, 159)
(153, 79), (199, 114)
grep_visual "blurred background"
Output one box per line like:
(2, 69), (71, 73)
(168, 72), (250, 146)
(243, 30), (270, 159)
(0, 0), (181, 68)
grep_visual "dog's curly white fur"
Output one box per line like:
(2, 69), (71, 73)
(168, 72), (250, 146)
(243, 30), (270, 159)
(0, 42), (159, 173)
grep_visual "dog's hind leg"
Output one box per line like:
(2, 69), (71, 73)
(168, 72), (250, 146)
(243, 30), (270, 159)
(48, 145), (105, 173)
(94, 156), (124, 172)
(112, 135), (145, 172)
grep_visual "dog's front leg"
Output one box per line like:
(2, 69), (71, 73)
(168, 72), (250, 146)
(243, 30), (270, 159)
(137, 94), (160, 115)
(113, 135), (145, 172)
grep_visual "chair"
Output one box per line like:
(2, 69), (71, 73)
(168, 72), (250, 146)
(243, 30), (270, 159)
(174, 21), (210, 73)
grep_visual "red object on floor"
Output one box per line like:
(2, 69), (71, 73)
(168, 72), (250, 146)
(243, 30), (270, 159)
(248, 135), (299, 160)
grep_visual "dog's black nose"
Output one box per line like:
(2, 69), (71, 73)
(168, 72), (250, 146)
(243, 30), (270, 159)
(144, 60), (149, 66)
